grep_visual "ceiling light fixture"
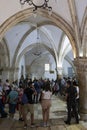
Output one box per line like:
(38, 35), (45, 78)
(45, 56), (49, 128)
(20, 0), (52, 14)
(33, 28), (42, 56)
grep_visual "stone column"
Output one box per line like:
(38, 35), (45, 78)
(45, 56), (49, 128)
(2, 67), (19, 83)
(8, 67), (15, 83)
(14, 67), (19, 81)
(1, 68), (9, 82)
(57, 67), (63, 79)
(74, 58), (87, 120)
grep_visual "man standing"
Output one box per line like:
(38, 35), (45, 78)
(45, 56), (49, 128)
(7, 86), (18, 119)
(23, 81), (37, 128)
(64, 80), (79, 125)
(73, 81), (80, 118)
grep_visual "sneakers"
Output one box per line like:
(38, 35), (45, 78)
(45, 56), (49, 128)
(46, 123), (50, 127)
(64, 121), (70, 125)
(24, 123), (35, 128)
(24, 124), (27, 129)
(19, 118), (24, 121)
(30, 123), (35, 127)
(76, 121), (79, 124)
(40, 123), (47, 127)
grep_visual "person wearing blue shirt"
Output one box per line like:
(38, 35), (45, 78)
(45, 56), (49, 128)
(7, 86), (18, 119)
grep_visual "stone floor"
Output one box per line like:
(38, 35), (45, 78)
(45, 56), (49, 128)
(0, 95), (87, 130)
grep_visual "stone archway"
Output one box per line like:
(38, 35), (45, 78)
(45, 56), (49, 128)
(0, 8), (79, 82)
(0, 39), (10, 81)
(81, 8), (87, 57)
(14, 42), (56, 80)
(0, 8), (78, 59)
(1, 7), (87, 120)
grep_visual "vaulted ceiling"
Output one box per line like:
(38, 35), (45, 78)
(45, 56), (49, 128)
(0, 0), (87, 78)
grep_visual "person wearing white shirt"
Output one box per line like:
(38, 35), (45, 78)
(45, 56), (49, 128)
(40, 82), (52, 127)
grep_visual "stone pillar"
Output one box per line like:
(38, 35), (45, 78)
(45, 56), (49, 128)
(74, 58), (87, 120)
(7, 67), (15, 83)
(14, 67), (19, 81)
(9, 67), (20, 83)
(1, 68), (9, 82)
(57, 67), (63, 79)
(2, 67), (19, 83)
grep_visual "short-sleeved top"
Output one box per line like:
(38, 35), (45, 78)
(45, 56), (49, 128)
(8, 90), (18, 104)
(34, 81), (41, 93)
(42, 90), (52, 100)
(24, 87), (35, 104)
(66, 86), (77, 103)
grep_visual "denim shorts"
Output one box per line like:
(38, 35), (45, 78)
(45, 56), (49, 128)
(9, 103), (16, 114)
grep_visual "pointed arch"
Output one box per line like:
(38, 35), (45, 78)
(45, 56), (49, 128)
(81, 7), (87, 57)
(0, 8), (78, 60)
(15, 43), (56, 67)
(0, 38), (10, 67)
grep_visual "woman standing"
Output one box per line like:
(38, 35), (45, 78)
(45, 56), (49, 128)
(40, 82), (52, 127)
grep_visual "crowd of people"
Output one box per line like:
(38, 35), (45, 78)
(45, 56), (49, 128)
(0, 75), (80, 128)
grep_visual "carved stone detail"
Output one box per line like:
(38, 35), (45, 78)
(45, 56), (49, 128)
(74, 58), (87, 72)
(74, 57), (87, 120)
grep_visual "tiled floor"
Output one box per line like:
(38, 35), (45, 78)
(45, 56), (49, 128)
(0, 95), (87, 130)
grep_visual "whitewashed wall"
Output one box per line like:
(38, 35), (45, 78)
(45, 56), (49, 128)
(18, 55), (26, 80)
(44, 62), (56, 80)
(63, 59), (73, 77)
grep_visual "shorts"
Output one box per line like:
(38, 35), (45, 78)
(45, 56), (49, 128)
(9, 103), (17, 114)
(23, 103), (34, 114)
(41, 99), (51, 110)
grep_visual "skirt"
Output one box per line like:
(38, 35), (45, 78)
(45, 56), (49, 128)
(41, 99), (51, 110)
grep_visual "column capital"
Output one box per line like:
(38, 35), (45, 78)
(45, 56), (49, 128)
(74, 57), (87, 72)
(56, 67), (63, 78)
